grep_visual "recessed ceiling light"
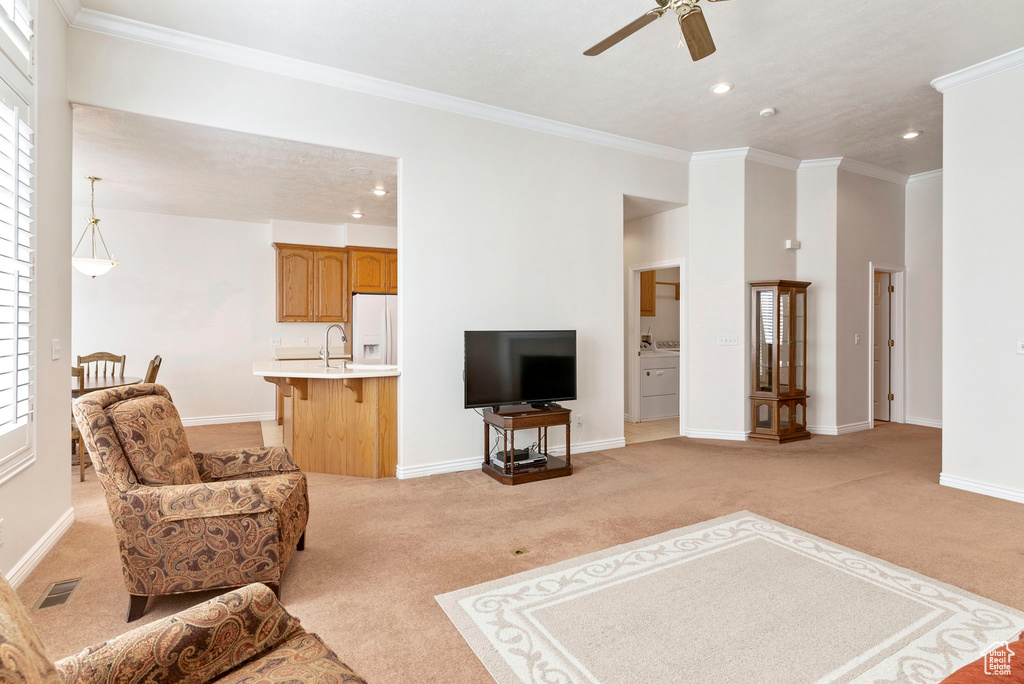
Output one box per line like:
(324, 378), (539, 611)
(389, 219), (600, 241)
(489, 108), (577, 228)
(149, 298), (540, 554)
(351, 212), (364, 219)
(710, 82), (734, 95)
(902, 131), (921, 140)
(372, 188), (389, 197)
(759, 107), (777, 118)
(349, 167), (371, 175)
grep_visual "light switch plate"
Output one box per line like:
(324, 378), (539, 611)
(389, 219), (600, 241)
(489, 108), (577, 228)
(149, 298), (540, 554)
(0, 518), (4, 548)
(1017, 340), (1024, 355)
(717, 335), (739, 346)
(855, 334), (861, 345)
(50, 339), (61, 361)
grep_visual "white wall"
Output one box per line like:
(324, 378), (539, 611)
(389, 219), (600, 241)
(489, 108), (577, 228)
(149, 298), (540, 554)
(72, 207), (398, 423)
(835, 170), (906, 427)
(796, 167), (840, 429)
(0, 1), (73, 581)
(67, 29), (689, 471)
(905, 173), (942, 428)
(687, 159), (747, 438)
(940, 61), (1024, 497)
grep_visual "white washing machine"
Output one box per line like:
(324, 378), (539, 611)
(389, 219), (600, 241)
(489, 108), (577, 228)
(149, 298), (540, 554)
(639, 341), (680, 420)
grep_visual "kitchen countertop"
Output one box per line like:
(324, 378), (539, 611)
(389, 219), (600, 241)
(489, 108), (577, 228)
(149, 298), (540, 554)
(254, 360), (400, 379)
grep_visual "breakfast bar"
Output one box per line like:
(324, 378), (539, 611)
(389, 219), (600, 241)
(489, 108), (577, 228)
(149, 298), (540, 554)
(254, 360), (400, 478)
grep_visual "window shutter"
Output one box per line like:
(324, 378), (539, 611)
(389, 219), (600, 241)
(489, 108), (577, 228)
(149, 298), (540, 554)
(0, 99), (33, 434)
(0, 0), (32, 59)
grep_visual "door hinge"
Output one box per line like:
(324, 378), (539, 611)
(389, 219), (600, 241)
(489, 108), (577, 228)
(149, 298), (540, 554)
(887, 285), (895, 293)
(887, 393), (895, 401)
(887, 339), (895, 347)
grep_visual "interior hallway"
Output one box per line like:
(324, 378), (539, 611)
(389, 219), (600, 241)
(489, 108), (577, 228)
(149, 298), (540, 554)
(624, 417), (680, 445)
(19, 423), (1022, 684)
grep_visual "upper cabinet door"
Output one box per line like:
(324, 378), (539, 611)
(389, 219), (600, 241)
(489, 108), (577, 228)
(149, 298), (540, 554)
(640, 270), (656, 317)
(350, 250), (388, 293)
(315, 250), (349, 322)
(386, 251), (398, 294)
(277, 247), (315, 322)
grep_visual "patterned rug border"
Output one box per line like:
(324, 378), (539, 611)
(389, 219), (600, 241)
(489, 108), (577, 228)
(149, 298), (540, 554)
(436, 511), (1024, 684)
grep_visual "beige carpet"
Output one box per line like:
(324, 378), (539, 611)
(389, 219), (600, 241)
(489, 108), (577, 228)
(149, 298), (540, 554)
(17, 423), (1024, 683)
(439, 512), (1024, 684)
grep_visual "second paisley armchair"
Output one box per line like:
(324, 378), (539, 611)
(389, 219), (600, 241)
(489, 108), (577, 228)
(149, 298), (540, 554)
(72, 383), (309, 622)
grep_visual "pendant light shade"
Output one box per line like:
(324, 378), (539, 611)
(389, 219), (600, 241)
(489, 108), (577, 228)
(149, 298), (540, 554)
(72, 176), (119, 278)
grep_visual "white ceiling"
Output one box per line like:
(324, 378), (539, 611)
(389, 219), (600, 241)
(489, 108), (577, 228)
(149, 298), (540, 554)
(72, 106), (398, 225)
(76, 0), (1024, 175)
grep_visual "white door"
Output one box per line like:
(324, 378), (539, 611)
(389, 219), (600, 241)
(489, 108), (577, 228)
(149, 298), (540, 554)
(873, 271), (891, 421)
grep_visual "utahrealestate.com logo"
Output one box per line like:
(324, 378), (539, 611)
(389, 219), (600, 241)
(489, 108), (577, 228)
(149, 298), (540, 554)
(984, 641), (1015, 676)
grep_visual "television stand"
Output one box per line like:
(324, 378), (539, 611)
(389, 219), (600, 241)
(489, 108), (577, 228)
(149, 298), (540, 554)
(481, 405), (572, 486)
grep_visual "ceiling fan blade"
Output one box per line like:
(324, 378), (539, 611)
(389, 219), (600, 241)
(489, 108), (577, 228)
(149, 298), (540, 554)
(678, 7), (717, 61)
(584, 11), (662, 56)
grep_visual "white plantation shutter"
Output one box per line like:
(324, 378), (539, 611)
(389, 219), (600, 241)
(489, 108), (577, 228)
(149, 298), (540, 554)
(0, 0), (31, 58)
(0, 98), (32, 439)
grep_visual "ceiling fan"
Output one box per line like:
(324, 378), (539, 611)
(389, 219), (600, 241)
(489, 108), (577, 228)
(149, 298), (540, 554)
(584, 0), (731, 62)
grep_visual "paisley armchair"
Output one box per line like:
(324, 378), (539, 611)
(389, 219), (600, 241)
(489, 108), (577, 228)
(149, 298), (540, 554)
(0, 578), (366, 683)
(72, 384), (309, 622)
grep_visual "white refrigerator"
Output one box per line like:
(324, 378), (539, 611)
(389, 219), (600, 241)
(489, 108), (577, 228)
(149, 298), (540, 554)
(352, 294), (398, 365)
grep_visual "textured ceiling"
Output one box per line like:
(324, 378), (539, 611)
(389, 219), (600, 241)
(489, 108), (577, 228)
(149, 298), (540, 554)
(72, 106), (398, 225)
(76, 0), (1024, 175)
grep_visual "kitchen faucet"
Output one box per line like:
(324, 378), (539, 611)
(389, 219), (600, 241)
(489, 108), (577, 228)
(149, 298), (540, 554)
(319, 323), (347, 368)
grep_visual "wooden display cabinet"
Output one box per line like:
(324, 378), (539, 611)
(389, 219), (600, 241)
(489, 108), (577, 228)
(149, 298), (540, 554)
(750, 280), (811, 443)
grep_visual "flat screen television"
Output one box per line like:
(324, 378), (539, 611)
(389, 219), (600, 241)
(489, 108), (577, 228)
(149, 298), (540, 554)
(464, 330), (577, 409)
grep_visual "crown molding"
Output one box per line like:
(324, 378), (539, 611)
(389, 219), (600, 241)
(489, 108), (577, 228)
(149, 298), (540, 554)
(798, 157), (908, 185)
(69, 10), (692, 164)
(931, 47), (1024, 93)
(690, 147), (800, 170)
(907, 169), (942, 184)
(52, 0), (82, 25)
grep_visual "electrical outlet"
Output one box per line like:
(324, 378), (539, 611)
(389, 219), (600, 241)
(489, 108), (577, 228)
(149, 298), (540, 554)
(717, 335), (739, 346)
(575, 414), (584, 427)
(270, 337), (281, 347)
(51, 339), (61, 360)
(1017, 340), (1024, 355)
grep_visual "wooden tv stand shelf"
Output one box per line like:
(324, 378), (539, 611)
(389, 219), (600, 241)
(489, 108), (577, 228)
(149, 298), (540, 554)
(481, 406), (572, 485)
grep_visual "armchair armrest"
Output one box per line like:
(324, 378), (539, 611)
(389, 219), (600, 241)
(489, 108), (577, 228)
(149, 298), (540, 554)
(193, 445), (299, 481)
(125, 480), (273, 522)
(56, 584), (304, 684)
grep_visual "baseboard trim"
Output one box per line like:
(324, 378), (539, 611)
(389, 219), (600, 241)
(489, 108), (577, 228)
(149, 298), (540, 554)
(940, 474), (1024, 505)
(548, 438), (626, 457)
(181, 412), (276, 427)
(396, 438), (628, 479)
(906, 416), (943, 429)
(682, 429), (748, 441)
(807, 421), (872, 436)
(5, 507), (75, 588)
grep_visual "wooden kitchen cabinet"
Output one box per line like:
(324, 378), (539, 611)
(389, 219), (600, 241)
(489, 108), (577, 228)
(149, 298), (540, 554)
(315, 250), (349, 322)
(275, 243), (350, 322)
(386, 250), (398, 294)
(277, 246), (315, 322)
(350, 248), (398, 294)
(640, 270), (656, 317)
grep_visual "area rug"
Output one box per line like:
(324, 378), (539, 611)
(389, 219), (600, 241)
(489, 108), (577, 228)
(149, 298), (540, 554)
(436, 512), (1024, 684)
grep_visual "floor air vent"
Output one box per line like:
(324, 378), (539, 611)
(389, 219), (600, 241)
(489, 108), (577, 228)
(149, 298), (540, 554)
(34, 578), (82, 610)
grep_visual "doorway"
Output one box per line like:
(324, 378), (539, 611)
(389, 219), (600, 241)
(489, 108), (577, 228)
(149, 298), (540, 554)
(868, 263), (906, 426)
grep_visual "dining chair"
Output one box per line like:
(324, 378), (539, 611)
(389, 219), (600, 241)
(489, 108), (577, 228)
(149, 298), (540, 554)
(71, 366), (88, 481)
(78, 352), (126, 378)
(143, 354), (162, 383)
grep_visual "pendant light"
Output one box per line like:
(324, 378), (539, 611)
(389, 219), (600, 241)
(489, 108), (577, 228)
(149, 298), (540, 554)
(72, 176), (119, 278)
